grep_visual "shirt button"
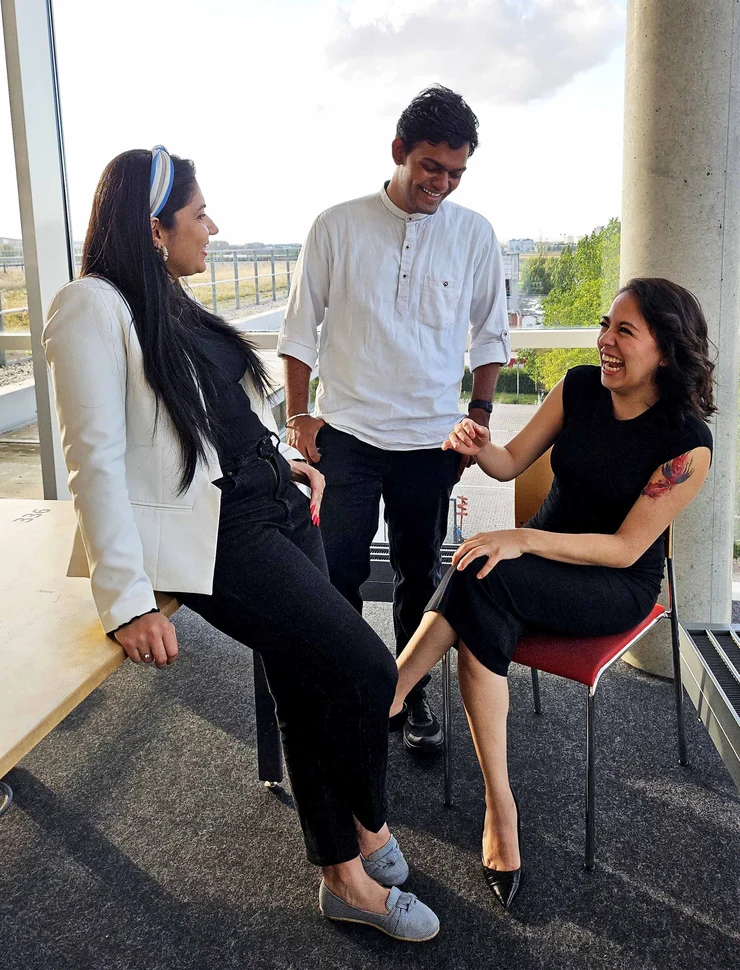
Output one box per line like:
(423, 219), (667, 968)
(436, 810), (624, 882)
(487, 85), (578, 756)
(402, 274), (407, 278)
(502, 329), (508, 335)
(405, 245), (410, 249)
(443, 281), (448, 287)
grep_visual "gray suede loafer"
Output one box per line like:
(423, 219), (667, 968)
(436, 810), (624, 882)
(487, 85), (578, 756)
(319, 882), (440, 942)
(361, 834), (409, 886)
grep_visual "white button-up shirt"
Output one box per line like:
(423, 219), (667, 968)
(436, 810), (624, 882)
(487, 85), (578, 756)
(278, 186), (511, 450)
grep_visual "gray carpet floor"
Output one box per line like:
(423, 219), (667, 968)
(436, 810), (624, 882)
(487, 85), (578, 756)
(1, 602), (738, 970)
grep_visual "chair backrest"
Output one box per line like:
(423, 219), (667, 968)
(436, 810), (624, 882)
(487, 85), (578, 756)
(514, 449), (553, 528)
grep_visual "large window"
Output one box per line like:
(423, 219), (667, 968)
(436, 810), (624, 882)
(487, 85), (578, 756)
(52, 0), (626, 345)
(0, 9), (42, 499)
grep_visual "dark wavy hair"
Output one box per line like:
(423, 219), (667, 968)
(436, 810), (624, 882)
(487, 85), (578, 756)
(396, 84), (479, 156)
(618, 277), (716, 420)
(81, 149), (271, 492)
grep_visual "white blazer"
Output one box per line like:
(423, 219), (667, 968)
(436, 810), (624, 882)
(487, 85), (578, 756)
(43, 276), (301, 633)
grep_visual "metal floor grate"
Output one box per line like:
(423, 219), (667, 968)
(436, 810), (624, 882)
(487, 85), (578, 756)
(682, 624), (740, 791)
(685, 628), (740, 712)
(369, 542), (457, 566)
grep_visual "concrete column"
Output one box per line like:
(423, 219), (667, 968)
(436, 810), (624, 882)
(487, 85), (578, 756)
(621, 1), (740, 674)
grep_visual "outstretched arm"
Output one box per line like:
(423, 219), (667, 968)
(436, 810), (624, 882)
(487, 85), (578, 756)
(452, 446), (711, 578)
(444, 379), (565, 481)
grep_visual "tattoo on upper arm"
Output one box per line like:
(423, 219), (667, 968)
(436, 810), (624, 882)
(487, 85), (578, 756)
(641, 453), (695, 499)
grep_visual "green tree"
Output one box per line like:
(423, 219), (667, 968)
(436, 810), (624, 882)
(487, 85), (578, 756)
(527, 218), (621, 391)
(543, 218), (620, 328)
(520, 241), (558, 295)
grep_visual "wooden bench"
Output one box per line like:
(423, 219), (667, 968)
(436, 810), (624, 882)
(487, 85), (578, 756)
(0, 499), (282, 815)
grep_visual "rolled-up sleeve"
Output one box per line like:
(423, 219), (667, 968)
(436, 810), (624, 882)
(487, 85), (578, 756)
(43, 282), (156, 633)
(277, 215), (331, 370)
(468, 230), (511, 371)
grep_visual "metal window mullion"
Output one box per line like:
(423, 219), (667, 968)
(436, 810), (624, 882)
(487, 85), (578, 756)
(2, 0), (72, 498)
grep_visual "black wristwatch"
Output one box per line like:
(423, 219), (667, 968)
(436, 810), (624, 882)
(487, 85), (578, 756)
(468, 399), (493, 414)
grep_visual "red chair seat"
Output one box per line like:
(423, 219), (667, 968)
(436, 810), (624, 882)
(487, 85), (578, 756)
(512, 603), (667, 688)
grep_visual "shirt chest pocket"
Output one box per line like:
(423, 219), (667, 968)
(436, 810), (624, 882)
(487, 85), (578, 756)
(419, 275), (462, 329)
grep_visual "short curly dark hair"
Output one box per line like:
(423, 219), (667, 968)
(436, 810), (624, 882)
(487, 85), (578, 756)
(618, 277), (716, 420)
(396, 84), (479, 156)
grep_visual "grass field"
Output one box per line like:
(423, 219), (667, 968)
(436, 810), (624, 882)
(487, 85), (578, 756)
(0, 268), (29, 331)
(185, 256), (296, 314)
(460, 388), (538, 406)
(494, 391), (538, 405)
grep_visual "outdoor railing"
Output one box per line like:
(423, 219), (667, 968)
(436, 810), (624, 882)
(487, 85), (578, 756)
(0, 246), (302, 364)
(184, 247), (301, 315)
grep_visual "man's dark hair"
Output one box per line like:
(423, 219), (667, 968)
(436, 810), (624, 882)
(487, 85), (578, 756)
(396, 85), (479, 156)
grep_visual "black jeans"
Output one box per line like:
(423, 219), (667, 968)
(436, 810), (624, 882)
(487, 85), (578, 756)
(315, 425), (460, 701)
(176, 437), (397, 867)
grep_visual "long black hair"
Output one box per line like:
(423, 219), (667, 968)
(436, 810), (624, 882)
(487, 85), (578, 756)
(82, 149), (272, 492)
(618, 278), (716, 420)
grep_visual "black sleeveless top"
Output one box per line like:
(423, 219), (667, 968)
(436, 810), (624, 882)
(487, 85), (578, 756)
(193, 325), (268, 467)
(529, 366), (713, 584)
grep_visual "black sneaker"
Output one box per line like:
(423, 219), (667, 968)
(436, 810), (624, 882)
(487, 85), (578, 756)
(403, 695), (443, 754)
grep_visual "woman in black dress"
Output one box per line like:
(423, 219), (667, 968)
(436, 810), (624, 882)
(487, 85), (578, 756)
(389, 278), (715, 910)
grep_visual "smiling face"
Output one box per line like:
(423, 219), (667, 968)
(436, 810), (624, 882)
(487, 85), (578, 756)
(598, 291), (665, 405)
(151, 182), (218, 278)
(386, 139), (469, 215)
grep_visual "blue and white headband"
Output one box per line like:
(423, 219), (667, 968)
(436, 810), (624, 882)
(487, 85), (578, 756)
(149, 145), (174, 218)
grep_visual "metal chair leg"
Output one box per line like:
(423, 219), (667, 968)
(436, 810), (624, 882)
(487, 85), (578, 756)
(666, 556), (689, 766)
(0, 781), (12, 817)
(531, 668), (542, 715)
(585, 688), (596, 871)
(442, 651), (453, 807)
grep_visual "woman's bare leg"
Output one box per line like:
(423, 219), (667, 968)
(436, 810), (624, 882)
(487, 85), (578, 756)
(390, 611), (458, 717)
(457, 643), (520, 871)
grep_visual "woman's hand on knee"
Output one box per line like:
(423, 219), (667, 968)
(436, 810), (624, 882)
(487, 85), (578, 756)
(452, 529), (525, 579)
(114, 613), (179, 668)
(442, 418), (490, 456)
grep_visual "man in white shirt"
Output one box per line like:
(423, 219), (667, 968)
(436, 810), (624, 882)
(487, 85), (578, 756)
(278, 85), (511, 754)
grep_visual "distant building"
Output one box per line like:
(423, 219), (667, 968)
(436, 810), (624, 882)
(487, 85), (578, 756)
(506, 238), (537, 253)
(502, 251), (520, 322)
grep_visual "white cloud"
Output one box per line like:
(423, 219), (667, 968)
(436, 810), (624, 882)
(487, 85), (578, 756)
(326, 0), (625, 105)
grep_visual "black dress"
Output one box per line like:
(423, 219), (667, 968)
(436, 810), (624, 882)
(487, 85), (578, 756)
(427, 366), (713, 676)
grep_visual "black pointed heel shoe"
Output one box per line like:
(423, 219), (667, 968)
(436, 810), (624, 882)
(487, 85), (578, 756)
(481, 792), (522, 912)
(388, 704), (408, 733)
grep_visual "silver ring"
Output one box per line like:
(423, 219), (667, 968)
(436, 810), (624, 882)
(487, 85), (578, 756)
(143, 653), (152, 661)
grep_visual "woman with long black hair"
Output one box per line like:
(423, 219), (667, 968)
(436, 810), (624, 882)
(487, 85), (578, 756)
(43, 147), (439, 942)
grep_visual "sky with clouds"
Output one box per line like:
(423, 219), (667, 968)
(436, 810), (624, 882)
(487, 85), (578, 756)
(0, 0), (626, 245)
